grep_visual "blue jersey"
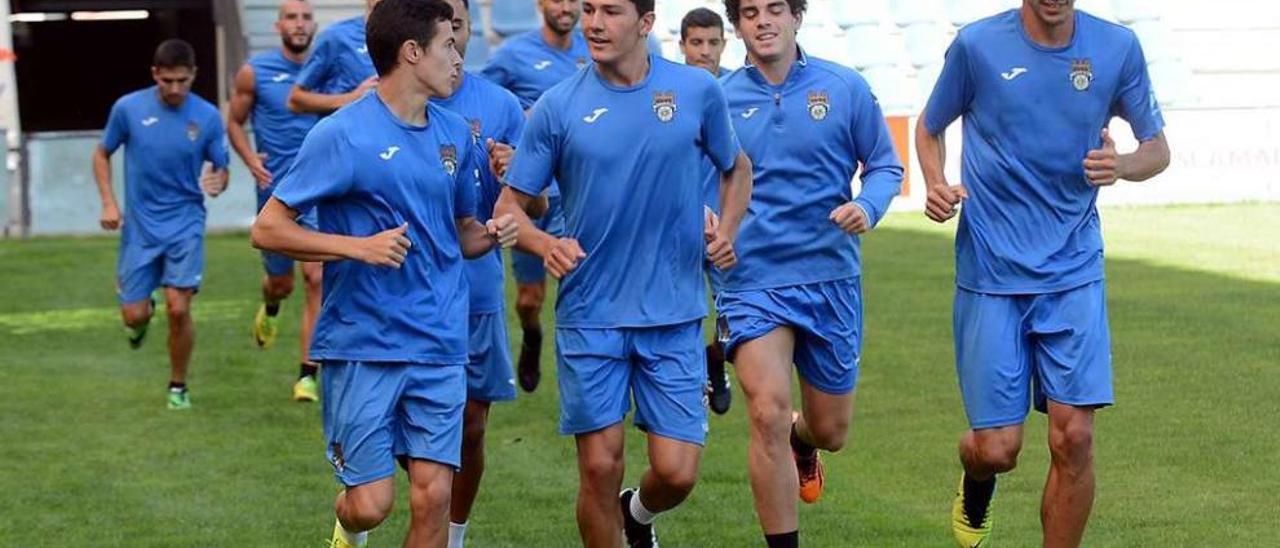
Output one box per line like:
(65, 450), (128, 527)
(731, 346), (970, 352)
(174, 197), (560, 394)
(273, 94), (481, 364)
(480, 29), (591, 110)
(101, 87), (229, 245)
(720, 51), (903, 291)
(699, 67), (731, 213)
(297, 16), (376, 95)
(506, 55), (741, 328)
(432, 72), (526, 315)
(248, 50), (320, 186)
(924, 10), (1165, 294)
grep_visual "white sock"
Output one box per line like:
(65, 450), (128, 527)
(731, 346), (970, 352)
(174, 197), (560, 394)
(448, 521), (468, 548)
(337, 519), (368, 546)
(629, 489), (657, 525)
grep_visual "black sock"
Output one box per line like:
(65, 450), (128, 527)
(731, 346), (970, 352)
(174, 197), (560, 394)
(523, 326), (543, 349)
(765, 531), (799, 548)
(299, 362), (319, 379)
(962, 473), (997, 526)
(790, 423), (816, 458)
(265, 302), (281, 316)
(168, 381), (186, 391)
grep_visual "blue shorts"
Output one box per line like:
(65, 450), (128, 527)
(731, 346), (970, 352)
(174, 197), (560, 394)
(467, 311), (517, 402)
(321, 361), (466, 486)
(954, 280), (1113, 430)
(116, 234), (204, 304)
(511, 193), (565, 284)
(718, 278), (863, 395)
(556, 320), (708, 445)
(257, 189), (317, 277)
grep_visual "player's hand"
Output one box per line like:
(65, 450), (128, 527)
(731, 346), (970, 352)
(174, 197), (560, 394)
(350, 76), (379, 100)
(354, 223), (411, 268)
(1084, 128), (1120, 187)
(544, 238), (586, 279)
(100, 202), (122, 231)
(830, 202), (871, 235)
(250, 153), (273, 190)
(201, 169), (230, 197)
(705, 208), (737, 270)
(925, 183), (968, 223)
(485, 214), (518, 249)
(487, 139), (515, 179)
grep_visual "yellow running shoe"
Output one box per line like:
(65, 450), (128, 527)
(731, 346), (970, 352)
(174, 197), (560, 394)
(252, 304), (279, 348)
(951, 473), (994, 547)
(329, 519), (367, 548)
(293, 375), (319, 402)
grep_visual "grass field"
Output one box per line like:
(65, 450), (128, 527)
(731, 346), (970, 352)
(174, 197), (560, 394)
(0, 204), (1276, 546)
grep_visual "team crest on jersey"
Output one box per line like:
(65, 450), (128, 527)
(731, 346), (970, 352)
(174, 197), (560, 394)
(653, 92), (677, 123)
(1070, 59), (1093, 91)
(576, 57), (587, 69)
(807, 91), (830, 121)
(440, 144), (458, 176)
(185, 121), (199, 142)
(469, 119), (483, 144)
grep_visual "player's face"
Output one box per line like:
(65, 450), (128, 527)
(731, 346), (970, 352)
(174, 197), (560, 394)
(444, 0), (472, 59)
(734, 0), (800, 64)
(413, 20), (463, 98)
(581, 0), (653, 65)
(539, 0), (582, 36)
(1024, 0), (1074, 27)
(151, 66), (195, 107)
(681, 26), (725, 75)
(276, 0), (317, 55)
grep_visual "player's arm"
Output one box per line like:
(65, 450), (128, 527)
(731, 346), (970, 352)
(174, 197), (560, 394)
(200, 116), (232, 197)
(916, 112), (967, 223)
(715, 151), (753, 246)
(227, 63), (273, 189)
(456, 216), (518, 259)
(252, 197), (408, 265)
(1087, 35), (1172, 186)
(287, 79), (376, 114)
(92, 145), (121, 230)
(495, 187), (580, 277)
(916, 33), (976, 223)
(834, 83), (905, 234)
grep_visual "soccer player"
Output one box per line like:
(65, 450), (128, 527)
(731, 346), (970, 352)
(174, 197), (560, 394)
(287, 0), (382, 113)
(719, 1), (904, 545)
(495, 1), (752, 545)
(251, 1), (517, 545)
(679, 6), (733, 416)
(430, 1), (527, 546)
(92, 39), (230, 411)
(227, 0), (323, 401)
(916, 1), (1170, 546)
(480, 0), (590, 393)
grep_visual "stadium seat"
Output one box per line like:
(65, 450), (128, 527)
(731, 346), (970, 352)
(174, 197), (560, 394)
(947, 0), (1002, 27)
(914, 61), (944, 107)
(1148, 59), (1195, 107)
(903, 21), (950, 67)
(491, 0), (540, 36)
(1129, 19), (1179, 63)
(833, 0), (891, 29)
(891, 0), (946, 27)
(1075, 0), (1117, 23)
(1112, 0), (1161, 24)
(862, 65), (917, 114)
(845, 23), (900, 70)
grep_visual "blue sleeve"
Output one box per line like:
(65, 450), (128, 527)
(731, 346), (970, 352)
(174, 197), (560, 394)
(500, 93), (526, 147)
(923, 33), (975, 136)
(1113, 35), (1165, 142)
(272, 120), (353, 214)
(848, 79), (905, 228)
(479, 50), (520, 105)
(700, 79), (740, 172)
(454, 140), (480, 219)
(101, 100), (128, 153)
(204, 113), (230, 169)
(296, 31), (333, 92)
(504, 96), (559, 197)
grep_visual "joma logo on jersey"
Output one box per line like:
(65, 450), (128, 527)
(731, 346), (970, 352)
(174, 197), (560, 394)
(440, 145), (458, 176)
(185, 121), (200, 142)
(807, 90), (830, 121)
(1070, 59), (1093, 91)
(653, 92), (677, 123)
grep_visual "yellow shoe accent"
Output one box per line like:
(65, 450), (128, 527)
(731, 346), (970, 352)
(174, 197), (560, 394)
(792, 411), (825, 504)
(252, 304), (279, 348)
(329, 519), (366, 548)
(952, 474), (994, 547)
(293, 375), (319, 402)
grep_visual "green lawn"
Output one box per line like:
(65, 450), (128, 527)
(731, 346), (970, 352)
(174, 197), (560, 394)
(0, 204), (1276, 546)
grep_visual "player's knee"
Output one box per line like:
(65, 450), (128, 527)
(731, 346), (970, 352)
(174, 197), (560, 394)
(1049, 420), (1094, 466)
(977, 442), (1020, 473)
(747, 396), (792, 441)
(651, 459), (699, 497)
(121, 305), (151, 327)
(462, 414), (488, 448)
(341, 491), (394, 531)
(579, 452), (624, 487)
(267, 275), (295, 300)
(164, 299), (191, 322)
(808, 416), (850, 453)
(408, 475), (451, 519)
(302, 267), (322, 295)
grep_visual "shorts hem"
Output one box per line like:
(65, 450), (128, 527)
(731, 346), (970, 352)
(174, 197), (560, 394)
(634, 423), (706, 447)
(1039, 395), (1114, 410)
(560, 415), (626, 437)
(467, 391), (517, 403)
(336, 467), (396, 488)
(968, 415), (1028, 430)
(394, 450), (462, 471)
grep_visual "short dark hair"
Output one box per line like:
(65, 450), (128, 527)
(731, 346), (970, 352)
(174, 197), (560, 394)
(722, 0), (807, 27)
(153, 39), (196, 69)
(680, 8), (724, 42)
(626, 0), (654, 15)
(366, 0), (454, 77)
